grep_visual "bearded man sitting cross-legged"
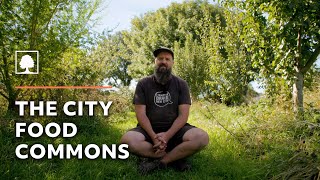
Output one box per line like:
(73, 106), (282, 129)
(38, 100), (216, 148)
(120, 47), (209, 174)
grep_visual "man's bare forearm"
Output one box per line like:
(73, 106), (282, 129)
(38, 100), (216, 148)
(135, 105), (157, 141)
(166, 116), (188, 139)
(166, 104), (190, 139)
(137, 114), (157, 139)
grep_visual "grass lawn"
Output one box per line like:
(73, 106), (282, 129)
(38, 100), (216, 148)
(1, 102), (319, 179)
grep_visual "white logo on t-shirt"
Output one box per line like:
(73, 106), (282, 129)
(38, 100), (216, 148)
(154, 91), (173, 107)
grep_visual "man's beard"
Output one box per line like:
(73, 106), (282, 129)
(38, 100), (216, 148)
(154, 64), (172, 85)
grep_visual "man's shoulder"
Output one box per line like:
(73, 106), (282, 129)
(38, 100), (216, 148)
(139, 75), (153, 82)
(172, 74), (188, 85)
(137, 75), (154, 86)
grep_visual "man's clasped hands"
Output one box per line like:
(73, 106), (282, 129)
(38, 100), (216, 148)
(152, 132), (170, 156)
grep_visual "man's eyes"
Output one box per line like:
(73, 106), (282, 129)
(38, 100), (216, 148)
(159, 58), (170, 61)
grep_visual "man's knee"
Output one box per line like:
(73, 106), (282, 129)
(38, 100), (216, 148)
(184, 128), (209, 149)
(120, 131), (146, 153)
(197, 129), (209, 148)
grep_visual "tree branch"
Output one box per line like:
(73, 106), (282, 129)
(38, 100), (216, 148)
(40, 1), (62, 35)
(0, 91), (9, 100)
(0, 62), (5, 79)
(2, 48), (10, 85)
(296, 27), (302, 69)
(301, 43), (320, 73)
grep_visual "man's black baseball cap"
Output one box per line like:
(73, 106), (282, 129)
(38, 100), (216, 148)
(153, 47), (174, 59)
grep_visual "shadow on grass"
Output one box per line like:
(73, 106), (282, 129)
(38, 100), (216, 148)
(1, 112), (304, 179)
(0, 114), (241, 179)
(0, 114), (134, 179)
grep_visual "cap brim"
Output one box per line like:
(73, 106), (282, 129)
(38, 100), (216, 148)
(153, 48), (174, 59)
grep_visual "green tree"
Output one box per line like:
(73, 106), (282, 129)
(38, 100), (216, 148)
(123, 1), (226, 99)
(174, 35), (211, 99)
(124, 1), (221, 76)
(204, 10), (254, 105)
(92, 32), (132, 87)
(0, 0), (102, 113)
(221, 0), (320, 116)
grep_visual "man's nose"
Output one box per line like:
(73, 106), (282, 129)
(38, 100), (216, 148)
(159, 59), (167, 64)
(160, 61), (167, 66)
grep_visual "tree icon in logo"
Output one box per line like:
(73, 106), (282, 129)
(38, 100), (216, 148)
(20, 55), (34, 73)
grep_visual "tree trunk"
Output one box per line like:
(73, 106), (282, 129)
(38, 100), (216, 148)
(6, 88), (19, 116)
(2, 52), (19, 116)
(292, 70), (304, 119)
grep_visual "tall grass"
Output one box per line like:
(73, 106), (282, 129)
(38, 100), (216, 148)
(0, 87), (319, 179)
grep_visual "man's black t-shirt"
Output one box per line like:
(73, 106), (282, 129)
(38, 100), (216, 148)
(133, 74), (191, 130)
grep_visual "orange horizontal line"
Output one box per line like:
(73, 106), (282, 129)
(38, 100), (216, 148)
(16, 86), (113, 89)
